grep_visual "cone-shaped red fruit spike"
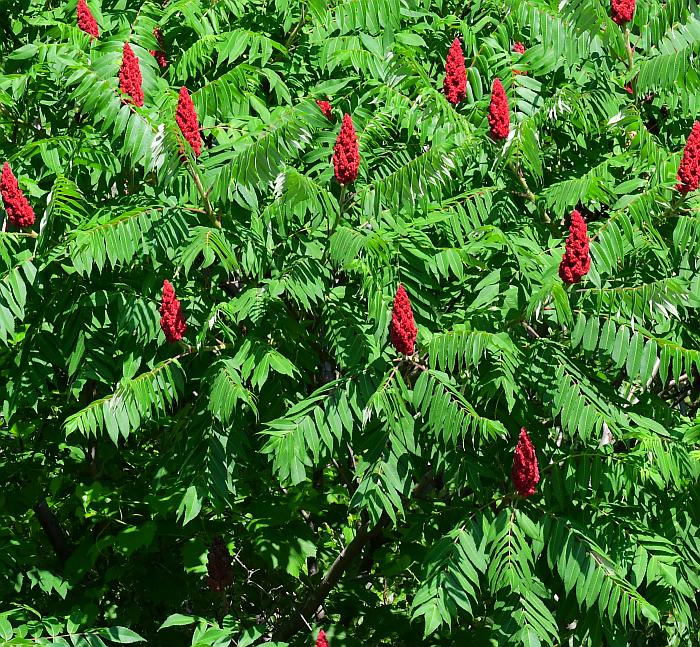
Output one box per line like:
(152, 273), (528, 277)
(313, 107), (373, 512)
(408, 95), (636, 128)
(558, 209), (591, 285)
(488, 78), (510, 140)
(207, 536), (233, 592)
(150, 27), (168, 68)
(443, 38), (466, 105)
(333, 114), (359, 185)
(176, 87), (202, 157)
(316, 100), (333, 120)
(389, 284), (417, 355)
(119, 43), (144, 107)
(1, 163), (35, 228)
(316, 630), (329, 647)
(513, 42), (526, 54)
(77, 0), (99, 39)
(611, 0), (635, 25)
(511, 428), (539, 498)
(160, 280), (187, 342)
(676, 121), (700, 194)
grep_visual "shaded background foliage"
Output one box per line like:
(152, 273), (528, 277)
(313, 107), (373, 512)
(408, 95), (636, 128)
(1, 0), (700, 645)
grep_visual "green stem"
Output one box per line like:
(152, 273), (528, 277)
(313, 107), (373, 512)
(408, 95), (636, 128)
(624, 28), (634, 71)
(323, 184), (347, 264)
(507, 160), (547, 220)
(187, 159), (220, 229)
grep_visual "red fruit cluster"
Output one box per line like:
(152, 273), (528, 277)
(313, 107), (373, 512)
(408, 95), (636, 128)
(160, 280), (187, 342)
(513, 42), (526, 54)
(1, 163), (35, 228)
(488, 78), (510, 140)
(119, 43), (144, 107)
(176, 87), (202, 157)
(511, 428), (539, 498)
(316, 630), (329, 647)
(207, 536), (233, 592)
(333, 114), (359, 185)
(76, 0), (99, 39)
(150, 27), (168, 68)
(316, 100), (333, 120)
(443, 38), (467, 105)
(558, 209), (591, 285)
(611, 0), (635, 25)
(676, 121), (700, 194)
(389, 284), (417, 355)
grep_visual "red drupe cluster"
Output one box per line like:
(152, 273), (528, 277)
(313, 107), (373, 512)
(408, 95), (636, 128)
(160, 280), (187, 343)
(206, 536), (233, 592)
(443, 38), (467, 105)
(76, 0), (99, 39)
(488, 78), (510, 140)
(558, 209), (591, 285)
(333, 114), (359, 185)
(676, 121), (700, 194)
(316, 100), (333, 120)
(316, 630), (329, 647)
(1, 163), (35, 228)
(119, 43), (144, 107)
(389, 284), (417, 355)
(511, 428), (540, 498)
(150, 27), (168, 68)
(176, 87), (202, 157)
(513, 42), (526, 54)
(611, 0), (635, 25)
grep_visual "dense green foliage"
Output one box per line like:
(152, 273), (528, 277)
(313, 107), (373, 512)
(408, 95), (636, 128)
(2, 0), (700, 644)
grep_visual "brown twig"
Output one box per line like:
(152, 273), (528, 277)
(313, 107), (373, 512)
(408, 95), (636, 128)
(271, 470), (434, 642)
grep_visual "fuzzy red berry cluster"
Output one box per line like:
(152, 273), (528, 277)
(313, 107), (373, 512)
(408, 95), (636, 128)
(316, 100), (333, 120)
(206, 536), (233, 592)
(160, 280), (187, 342)
(511, 428), (540, 498)
(150, 27), (168, 68)
(443, 38), (466, 105)
(611, 0), (635, 25)
(488, 78), (510, 140)
(333, 114), (359, 185)
(558, 209), (591, 285)
(1, 163), (35, 228)
(176, 87), (202, 157)
(389, 284), (418, 355)
(676, 121), (700, 194)
(76, 0), (99, 39)
(316, 630), (329, 647)
(119, 43), (144, 107)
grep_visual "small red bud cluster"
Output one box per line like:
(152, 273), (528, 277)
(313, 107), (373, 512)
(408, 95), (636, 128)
(333, 114), (359, 185)
(207, 536), (233, 592)
(1, 163), (35, 228)
(511, 428), (540, 498)
(611, 0), (635, 25)
(512, 42), (527, 75)
(488, 78), (510, 140)
(443, 38), (467, 105)
(119, 43), (144, 107)
(676, 121), (700, 194)
(77, 0), (99, 39)
(389, 284), (417, 355)
(176, 87), (202, 157)
(558, 209), (591, 285)
(160, 280), (187, 343)
(316, 629), (329, 647)
(316, 100), (333, 120)
(150, 27), (168, 68)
